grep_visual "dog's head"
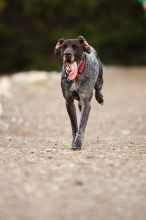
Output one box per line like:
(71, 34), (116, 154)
(54, 36), (91, 64)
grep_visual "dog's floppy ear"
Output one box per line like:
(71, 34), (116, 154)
(54, 38), (64, 55)
(77, 36), (91, 54)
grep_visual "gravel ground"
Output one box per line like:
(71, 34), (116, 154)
(0, 67), (146, 220)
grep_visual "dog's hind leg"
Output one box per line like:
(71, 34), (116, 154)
(94, 59), (104, 105)
(66, 98), (78, 144)
(95, 89), (104, 105)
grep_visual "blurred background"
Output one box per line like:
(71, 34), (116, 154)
(0, 1), (146, 220)
(0, 0), (146, 74)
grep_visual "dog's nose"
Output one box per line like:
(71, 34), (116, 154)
(64, 52), (72, 57)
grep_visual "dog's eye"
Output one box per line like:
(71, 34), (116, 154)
(62, 44), (67, 49)
(72, 45), (78, 49)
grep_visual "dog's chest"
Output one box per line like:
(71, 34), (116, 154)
(69, 80), (79, 92)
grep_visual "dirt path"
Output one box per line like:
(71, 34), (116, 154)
(0, 67), (146, 220)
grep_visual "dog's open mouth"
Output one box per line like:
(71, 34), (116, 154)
(65, 61), (78, 81)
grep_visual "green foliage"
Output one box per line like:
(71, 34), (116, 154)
(0, 0), (146, 73)
(0, 0), (6, 12)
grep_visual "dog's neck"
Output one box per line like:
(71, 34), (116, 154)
(77, 54), (86, 77)
(77, 53), (86, 68)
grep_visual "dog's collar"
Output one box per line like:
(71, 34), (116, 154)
(77, 55), (86, 77)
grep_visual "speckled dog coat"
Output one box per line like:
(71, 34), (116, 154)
(54, 36), (103, 150)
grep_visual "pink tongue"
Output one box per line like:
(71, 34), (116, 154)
(66, 62), (78, 81)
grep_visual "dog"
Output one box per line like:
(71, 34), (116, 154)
(54, 36), (103, 150)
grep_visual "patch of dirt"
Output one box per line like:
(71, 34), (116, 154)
(0, 67), (146, 220)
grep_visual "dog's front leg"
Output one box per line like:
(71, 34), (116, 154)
(72, 94), (91, 150)
(66, 99), (78, 145)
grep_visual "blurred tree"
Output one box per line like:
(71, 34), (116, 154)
(137, 0), (146, 16)
(0, 0), (146, 73)
(0, 0), (6, 11)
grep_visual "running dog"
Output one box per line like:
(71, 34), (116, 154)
(54, 36), (104, 150)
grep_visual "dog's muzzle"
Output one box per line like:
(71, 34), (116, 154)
(64, 52), (74, 63)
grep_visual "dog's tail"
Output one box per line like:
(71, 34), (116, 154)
(94, 59), (104, 105)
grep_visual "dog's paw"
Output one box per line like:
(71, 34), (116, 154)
(71, 144), (81, 151)
(71, 134), (83, 150)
